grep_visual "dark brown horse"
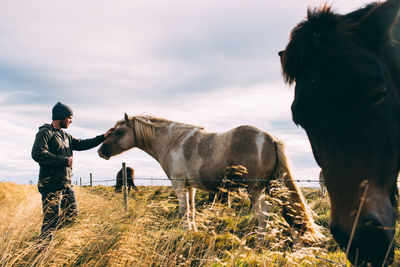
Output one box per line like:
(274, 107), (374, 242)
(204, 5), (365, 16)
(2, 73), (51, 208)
(115, 167), (138, 193)
(280, 0), (400, 265)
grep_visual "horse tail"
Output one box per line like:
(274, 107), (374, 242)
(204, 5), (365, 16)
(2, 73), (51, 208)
(271, 139), (324, 242)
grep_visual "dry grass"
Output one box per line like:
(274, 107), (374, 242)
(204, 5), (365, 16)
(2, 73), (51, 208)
(0, 182), (398, 266)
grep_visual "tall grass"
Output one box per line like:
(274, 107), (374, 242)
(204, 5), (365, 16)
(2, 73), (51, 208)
(0, 182), (398, 266)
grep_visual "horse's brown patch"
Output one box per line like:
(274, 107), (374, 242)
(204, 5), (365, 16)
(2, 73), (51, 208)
(197, 133), (217, 159)
(228, 126), (260, 176)
(183, 131), (200, 161)
(262, 135), (277, 173)
(197, 133), (225, 190)
(229, 126), (258, 154)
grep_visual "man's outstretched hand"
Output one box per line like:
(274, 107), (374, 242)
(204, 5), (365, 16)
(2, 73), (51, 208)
(104, 128), (115, 138)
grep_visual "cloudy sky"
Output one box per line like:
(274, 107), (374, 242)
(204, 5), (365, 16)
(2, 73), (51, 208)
(0, 0), (374, 186)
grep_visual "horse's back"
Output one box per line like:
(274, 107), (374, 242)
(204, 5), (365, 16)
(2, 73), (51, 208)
(225, 125), (277, 170)
(186, 125), (278, 188)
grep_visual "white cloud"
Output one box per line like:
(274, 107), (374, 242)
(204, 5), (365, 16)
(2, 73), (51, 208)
(0, 0), (374, 185)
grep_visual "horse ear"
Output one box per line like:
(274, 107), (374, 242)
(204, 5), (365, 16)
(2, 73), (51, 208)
(278, 50), (286, 67)
(357, 0), (400, 49)
(124, 113), (129, 124)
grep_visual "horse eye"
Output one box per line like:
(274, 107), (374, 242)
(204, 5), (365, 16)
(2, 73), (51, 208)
(372, 89), (387, 105)
(115, 129), (124, 136)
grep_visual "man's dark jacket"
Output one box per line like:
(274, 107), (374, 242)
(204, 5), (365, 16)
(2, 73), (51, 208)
(32, 124), (105, 191)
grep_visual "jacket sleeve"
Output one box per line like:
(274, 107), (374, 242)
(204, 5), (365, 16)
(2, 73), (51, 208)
(70, 134), (106, 151)
(31, 129), (69, 166)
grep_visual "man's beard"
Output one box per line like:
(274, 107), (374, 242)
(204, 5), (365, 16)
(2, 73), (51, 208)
(60, 120), (68, 128)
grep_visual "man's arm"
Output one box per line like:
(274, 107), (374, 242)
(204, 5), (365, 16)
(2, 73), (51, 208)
(70, 128), (114, 151)
(70, 134), (105, 151)
(31, 129), (69, 166)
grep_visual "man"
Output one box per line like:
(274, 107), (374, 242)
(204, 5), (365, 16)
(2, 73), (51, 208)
(31, 102), (114, 241)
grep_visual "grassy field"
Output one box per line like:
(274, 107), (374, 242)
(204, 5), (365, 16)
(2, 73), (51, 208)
(0, 182), (399, 266)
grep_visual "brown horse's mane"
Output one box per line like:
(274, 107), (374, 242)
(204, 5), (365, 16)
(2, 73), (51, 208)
(281, 3), (378, 85)
(280, 2), (398, 129)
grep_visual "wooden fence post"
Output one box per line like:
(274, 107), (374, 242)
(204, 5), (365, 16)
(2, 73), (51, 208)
(90, 173), (93, 187)
(80, 177), (82, 186)
(122, 162), (128, 211)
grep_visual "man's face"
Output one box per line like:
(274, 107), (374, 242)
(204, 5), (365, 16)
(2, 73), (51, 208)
(60, 116), (72, 129)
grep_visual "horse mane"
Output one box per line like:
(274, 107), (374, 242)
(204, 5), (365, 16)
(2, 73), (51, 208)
(281, 5), (344, 85)
(281, 3), (380, 85)
(116, 115), (204, 147)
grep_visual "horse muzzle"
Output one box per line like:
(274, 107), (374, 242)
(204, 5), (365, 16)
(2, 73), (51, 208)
(331, 212), (396, 266)
(98, 147), (110, 160)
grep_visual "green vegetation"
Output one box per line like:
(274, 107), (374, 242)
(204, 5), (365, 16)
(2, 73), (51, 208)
(0, 182), (399, 266)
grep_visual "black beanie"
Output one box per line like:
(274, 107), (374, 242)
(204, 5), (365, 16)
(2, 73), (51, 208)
(52, 102), (73, 120)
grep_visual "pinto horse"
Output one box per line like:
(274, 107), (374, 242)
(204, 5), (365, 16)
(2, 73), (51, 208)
(98, 114), (322, 242)
(280, 0), (400, 265)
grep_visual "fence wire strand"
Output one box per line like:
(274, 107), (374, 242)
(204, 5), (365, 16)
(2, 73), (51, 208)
(78, 177), (325, 186)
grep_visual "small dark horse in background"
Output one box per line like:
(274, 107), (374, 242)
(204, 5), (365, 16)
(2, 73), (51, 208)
(115, 166), (138, 193)
(280, 0), (400, 265)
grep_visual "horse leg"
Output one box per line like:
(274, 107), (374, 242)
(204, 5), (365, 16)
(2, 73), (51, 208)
(171, 180), (191, 230)
(249, 188), (270, 245)
(180, 188), (192, 230)
(227, 191), (231, 209)
(189, 187), (197, 231)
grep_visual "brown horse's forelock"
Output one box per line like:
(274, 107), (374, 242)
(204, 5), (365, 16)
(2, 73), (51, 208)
(282, 3), (394, 129)
(281, 6), (336, 85)
(281, 4), (381, 86)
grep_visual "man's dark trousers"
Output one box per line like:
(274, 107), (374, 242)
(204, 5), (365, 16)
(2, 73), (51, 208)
(38, 187), (78, 236)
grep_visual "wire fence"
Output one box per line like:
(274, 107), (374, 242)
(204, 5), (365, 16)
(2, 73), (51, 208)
(75, 173), (400, 188)
(77, 176), (175, 186)
(76, 175), (325, 187)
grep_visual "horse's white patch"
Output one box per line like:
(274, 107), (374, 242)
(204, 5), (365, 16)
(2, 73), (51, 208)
(256, 133), (264, 163)
(167, 122), (176, 136)
(186, 133), (203, 188)
(170, 128), (198, 180)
